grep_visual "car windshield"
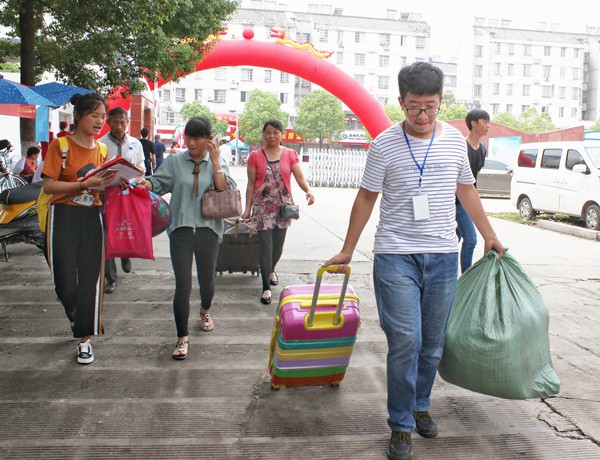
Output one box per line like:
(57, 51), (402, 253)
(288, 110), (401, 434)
(585, 147), (600, 168)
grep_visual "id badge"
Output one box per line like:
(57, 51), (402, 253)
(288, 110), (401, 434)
(73, 192), (94, 207)
(412, 194), (430, 221)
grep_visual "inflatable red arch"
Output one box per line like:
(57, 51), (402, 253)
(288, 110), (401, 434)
(109, 35), (393, 139)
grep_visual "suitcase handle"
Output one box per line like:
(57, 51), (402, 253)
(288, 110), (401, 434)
(308, 265), (351, 327)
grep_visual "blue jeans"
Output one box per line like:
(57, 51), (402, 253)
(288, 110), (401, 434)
(373, 253), (458, 433)
(456, 203), (477, 273)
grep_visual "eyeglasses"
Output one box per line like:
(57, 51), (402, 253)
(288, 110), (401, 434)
(404, 107), (440, 117)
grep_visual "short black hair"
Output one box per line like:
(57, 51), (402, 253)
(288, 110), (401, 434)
(184, 116), (211, 138)
(263, 119), (283, 133)
(141, 127), (149, 138)
(398, 62), (444, 100)
(70, 93), (108, 126)
(26, 146), (40, 157)
(465, 109), (491, 130)
(107, 106), (128, 120)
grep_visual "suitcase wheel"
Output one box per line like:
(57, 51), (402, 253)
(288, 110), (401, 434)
(330, 382), (341, 387)
(271, 384), (282, 390)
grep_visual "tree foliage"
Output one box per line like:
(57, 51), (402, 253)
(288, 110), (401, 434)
(589, 119), (600, 130)
(180, 101), (228, 136)
(238, 89), (288, 148)
(0, 0), (239, 93)
(438, 103), (468, 121)
(492, 108), (557, 133)
(384, 104), (405, 124)
(294, 90), (346, 148)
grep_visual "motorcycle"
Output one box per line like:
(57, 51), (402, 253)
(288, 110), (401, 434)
(0, 181), (45, 261)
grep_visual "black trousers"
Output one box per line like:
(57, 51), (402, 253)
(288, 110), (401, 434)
(258, 227), (287, 291)
(169, 227), (219, 337)
(47, 204), (104, 338)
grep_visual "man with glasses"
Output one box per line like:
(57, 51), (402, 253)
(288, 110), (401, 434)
(324, 62), (504, 460)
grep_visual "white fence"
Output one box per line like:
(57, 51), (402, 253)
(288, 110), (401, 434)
(306, 148), (367, 188)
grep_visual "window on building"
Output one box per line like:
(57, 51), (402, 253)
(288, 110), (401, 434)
(543, 66), (551, 79)
(544, 46), (551, 56)
(561, 47), (566, 57)
(175, 88), (186, 102)
(541, 106), (550, 113)
(213, 89), (226, 103)
(355, 32), (363, 43)
(559, 107), (564, 117)
(279, 93), (288, 104)
(378, 76), (389, 89)
(508, 43), (514, 55)
(337, 30), (343, 42)
(522, 85), (530, 96)
(474, 85), (482, 97)
(241, 68), (253, 81)
(354, 53), (365, 65)
(214, 68), (227, 80)
(494, 63), (501, 75)
(559, 86), (566, 98)
(491, 103), (499, 114)
(280, 72), (289, 83)
(507, 84), (513, 95)
(572, 68), (580, 80)
(474, 65), (483, 77)
(475, 45), (483, 57)
(336, 52), (344, 65)
(380, 33), (391, 46)
(446, 75), (457, 86)
(560, 67), (565, 78)
(521, 105), (530, 112)
(319, 29), (328, 42)
(194, 89), (202, 101)
(571, 87), (579, 100)
(377, 95), (388, 105)
(506, 104), (512, 113)
(494, 42), (501, 54)
(574, 48), (579, 58)
(523, 44), (532, 56)
(166, 111), (175, 124)
(400, 35), (405, 46)
(542, 85), (553, 98)
(354, 74), (365, 85)
(416, 36), (426, 49)
(401, 56), (407, 66)
(302, 33), (311, 42)
(493, 83), (500, 95)
(240, 91), (249, 102)
(523, 64), (531, 77)
(379, 55), (389, 67)
(507, 63), (514, 76)
(572, 107), (578, 117)
(162, 89), (170, 102)
(264, 69), (272, 82)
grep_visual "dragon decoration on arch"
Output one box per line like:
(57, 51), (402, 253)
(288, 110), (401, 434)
(269, 28), (333, 59)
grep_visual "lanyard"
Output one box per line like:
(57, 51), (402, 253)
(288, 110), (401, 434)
(402, 121), (436, 189)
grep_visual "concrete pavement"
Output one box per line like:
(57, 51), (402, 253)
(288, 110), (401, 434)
(1, 164), (599, 459)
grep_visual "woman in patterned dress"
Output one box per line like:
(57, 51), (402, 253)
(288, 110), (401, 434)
(242, 119), (315, 304)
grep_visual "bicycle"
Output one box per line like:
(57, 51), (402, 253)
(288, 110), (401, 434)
(0, 140), (28, 192)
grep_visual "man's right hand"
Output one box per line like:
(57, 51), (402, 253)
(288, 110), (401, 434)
(322, 252), (352, 270)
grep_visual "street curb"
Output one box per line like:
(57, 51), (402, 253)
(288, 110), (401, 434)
(537, 219), (600, 240)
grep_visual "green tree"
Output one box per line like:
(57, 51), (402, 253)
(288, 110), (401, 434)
(0, 0), (238, 145)
(180, 101), (228, 136)
(492, 108), (557, 133)
(492, 112), (519, 129)
(384, 104), (405, 124)
(238, 89), (288, 148)
(295, 90), (346, 148)
(438, 103), (468, 121)
(590, 119), (600, 130)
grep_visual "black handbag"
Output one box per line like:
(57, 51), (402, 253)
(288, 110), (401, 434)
(262, 149), (299, 220)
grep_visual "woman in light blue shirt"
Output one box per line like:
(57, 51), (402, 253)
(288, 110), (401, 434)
(140, 117), (234, 360)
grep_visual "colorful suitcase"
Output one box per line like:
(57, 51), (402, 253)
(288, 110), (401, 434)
(216, 218), (260, 275)
(268, 265), (360, 389)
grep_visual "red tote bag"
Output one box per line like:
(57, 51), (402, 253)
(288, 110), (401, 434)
(104, 185), (154, 260)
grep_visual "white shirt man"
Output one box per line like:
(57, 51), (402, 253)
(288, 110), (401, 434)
(219, 139), (233, 165)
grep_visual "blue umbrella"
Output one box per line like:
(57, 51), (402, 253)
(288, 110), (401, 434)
(0, 75), (55, 106)
(31, 82), (93, 106)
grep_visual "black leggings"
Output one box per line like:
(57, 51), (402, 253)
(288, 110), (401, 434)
(258, 227), (287, 291)
(169, 227), (219, 337)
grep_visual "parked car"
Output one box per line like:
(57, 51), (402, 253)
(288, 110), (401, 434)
(477, 158), (513, 196)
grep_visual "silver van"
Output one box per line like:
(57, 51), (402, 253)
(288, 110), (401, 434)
(510, 141), (600, 230)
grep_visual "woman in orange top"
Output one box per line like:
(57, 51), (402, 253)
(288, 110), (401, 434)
(42, 93), (117, 365)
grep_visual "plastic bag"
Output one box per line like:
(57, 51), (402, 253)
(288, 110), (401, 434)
(104, 185), (153, 260)
(149, 191), (172, 237)
(438, 250), (560, 399)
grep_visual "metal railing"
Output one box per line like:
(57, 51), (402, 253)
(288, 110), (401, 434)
(306, 148), (367, 188)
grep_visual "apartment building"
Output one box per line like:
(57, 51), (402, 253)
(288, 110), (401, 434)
(155, 6), (432, 137)
(457, 20), (600, 127)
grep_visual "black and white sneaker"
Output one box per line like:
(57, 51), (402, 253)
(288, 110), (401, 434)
(76, 340), (94, 365)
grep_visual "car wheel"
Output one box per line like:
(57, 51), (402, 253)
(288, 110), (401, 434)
(583, 204), (600, 231)
(518, 196), (535, 221)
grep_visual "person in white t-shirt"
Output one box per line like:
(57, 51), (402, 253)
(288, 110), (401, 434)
(324, 62), (504, 460)
(219, 138), (233, 165)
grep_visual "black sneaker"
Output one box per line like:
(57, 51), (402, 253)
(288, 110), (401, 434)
(414, 410), (438, 438)
(388, 431), (412, 460)
(121, 258), (132, 273)
(77, 340), (94, 365)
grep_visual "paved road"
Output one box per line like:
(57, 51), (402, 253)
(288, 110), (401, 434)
(1, 165), (599, 459)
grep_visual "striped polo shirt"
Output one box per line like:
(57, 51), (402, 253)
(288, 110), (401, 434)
(361, 122), (474, 254)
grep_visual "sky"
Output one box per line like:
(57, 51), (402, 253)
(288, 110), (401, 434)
(241, 0), (597, 57)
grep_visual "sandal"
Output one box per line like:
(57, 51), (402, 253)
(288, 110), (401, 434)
(172, 340), (189, 360)
(200, 313), (214, 332)
(261, 290), (272, 305)
(269, 272), (279, 286)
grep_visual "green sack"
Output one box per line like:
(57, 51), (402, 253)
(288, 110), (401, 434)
(438, 250), (560, 399)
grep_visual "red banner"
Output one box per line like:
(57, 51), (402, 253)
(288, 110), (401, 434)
(0, 104), (36, 118)
(283, 129), (303, 143)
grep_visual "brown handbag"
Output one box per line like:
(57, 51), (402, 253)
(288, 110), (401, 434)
(201, 179), (242, 219)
